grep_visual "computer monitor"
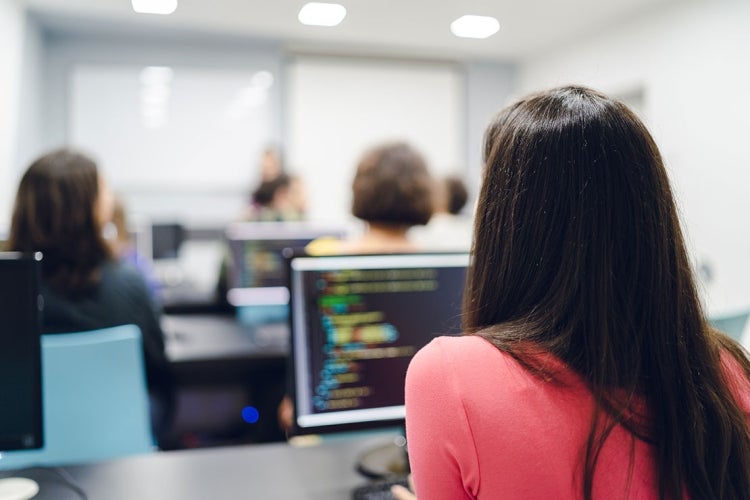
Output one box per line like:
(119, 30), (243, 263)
(151, 223), (185, 261)
(225, 222), (347, 307)
(288, 252), (468, 438)
(0, 252), (44, 453)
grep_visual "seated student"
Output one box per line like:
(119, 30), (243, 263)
(306, 141), (433, 255)
(7, 148), (174, 443)
(258, 146), (283, 183)
(409, 175), (473, 251)
(278, 141), (434, 432)
(245, 173), (307, 222)
(219, 173), (310, 310)
(392, 86), (750, 499)
(109, 194), (161, 301)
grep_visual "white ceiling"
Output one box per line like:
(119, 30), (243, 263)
(26, 0), (682, 61)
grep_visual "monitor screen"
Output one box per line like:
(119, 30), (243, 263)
(225, 222), (347, 307)
(151, 223), (185, 260)
(0, 252), (44, 451)
(289, 252), (468, 436)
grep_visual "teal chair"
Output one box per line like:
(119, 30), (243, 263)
(708, 312), (750, 342)
(0, 325), (155, 470)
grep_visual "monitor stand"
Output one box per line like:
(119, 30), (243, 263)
(0, 477), (39, 500)
(355, 433), (409, 480)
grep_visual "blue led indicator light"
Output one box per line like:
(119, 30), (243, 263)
(241, 406), (260, 424)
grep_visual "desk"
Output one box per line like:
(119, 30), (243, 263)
(161, 313), (290, 446)
(12, 435), (395, 499)
(163, 313), (288, 365)
(163, 312), (288, 386)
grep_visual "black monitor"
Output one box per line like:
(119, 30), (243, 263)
(288, 252), (468, 438)
(0, 252), (44, 453)
(151, 223), (185, 261)
(225, 222), (347, 307)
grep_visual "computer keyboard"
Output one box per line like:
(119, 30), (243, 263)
(351, 476), (410, 500)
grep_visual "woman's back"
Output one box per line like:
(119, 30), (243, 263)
(406, 335), (750, 499)
(41, 260), (168, 386)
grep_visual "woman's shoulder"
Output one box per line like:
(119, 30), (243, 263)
(101, 260), (152, 296)
(410, 335), (519, 378)
(410, 335), (583, 399)
(305, 237), (344, 256)
(102, 259), (141, 280)
(418, 334), (498, 357)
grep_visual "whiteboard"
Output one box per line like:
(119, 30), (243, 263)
(285, 57), (464, 223)
(69, 64), (278, 220)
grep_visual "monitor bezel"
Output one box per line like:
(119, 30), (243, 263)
(0, 252), (44, 452)
(287, 251), (469, 437)
(224, 222), (348, 307)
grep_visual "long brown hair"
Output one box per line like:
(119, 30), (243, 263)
(464, 86), (750, 499)
(8, 148), (113, 296)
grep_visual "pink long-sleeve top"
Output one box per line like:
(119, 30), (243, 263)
(404, 335), (750, 499)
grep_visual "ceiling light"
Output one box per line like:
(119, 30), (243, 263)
(450, 15), (499, 39)
(298, 2), (346, 27)
(132, 0), (178, 15)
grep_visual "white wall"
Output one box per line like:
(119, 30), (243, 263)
(42, 31), (283, 224)
(465, 62), (516, 197)
(14, 14), (44, 187)
(0, 0), (27, 227)
(519, 0), (750, 316)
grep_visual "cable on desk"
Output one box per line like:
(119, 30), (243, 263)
(49, 467), (89, 500)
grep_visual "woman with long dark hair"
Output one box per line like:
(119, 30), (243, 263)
(8, 148), (173, 443)
(395, 86), (750, 499)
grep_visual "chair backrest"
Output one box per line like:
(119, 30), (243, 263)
(709, 311), (750, 342)
(0, 324), (154, 470)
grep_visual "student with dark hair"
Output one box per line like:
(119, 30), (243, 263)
(246, 173), (306, 221)
(8, 148), (174, 442)
(394, 86), (750, 499)
(307, 141), (433, 255)
(410, 174), (472, 251)
(442, 176), (468, 215)
(110, 194), (161, 300)
(351, 142), (432, 226)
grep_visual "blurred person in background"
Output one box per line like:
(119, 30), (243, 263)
(109, 194), (161, 301)
(7, 148), (174, 444)
(306, 141), (433, 255)
(410, 174), (473, 251)
(245, 172), (307, 222)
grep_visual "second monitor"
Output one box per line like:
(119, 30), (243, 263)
(225, 222), (347, 308)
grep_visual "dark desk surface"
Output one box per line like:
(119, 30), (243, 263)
(160, 313), (291, 445)
(15, 434), (398, 499)
(163, 313), (288, 364)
